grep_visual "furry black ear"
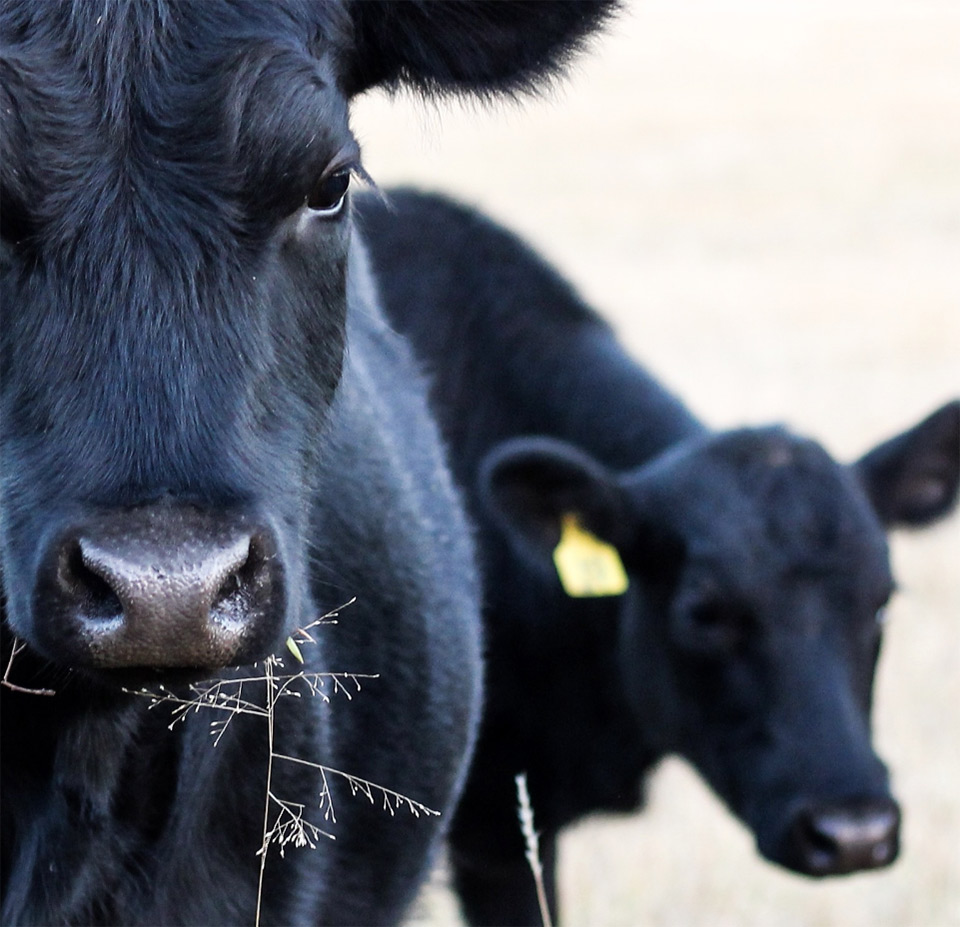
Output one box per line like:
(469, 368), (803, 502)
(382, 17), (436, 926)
(855, 400), (960, 528)
(479, 436), (625, 557)
(344, 1), (617, 98)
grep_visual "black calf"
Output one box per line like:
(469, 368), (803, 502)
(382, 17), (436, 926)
(359, 189), (960, 926)
(0, 5), (614, 924)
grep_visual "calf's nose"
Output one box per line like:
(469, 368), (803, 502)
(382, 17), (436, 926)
(788, 799), (900, 875)
(35, 506), (285, 670)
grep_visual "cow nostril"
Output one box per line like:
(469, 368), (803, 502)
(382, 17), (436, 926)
(214, 568), (243, 606)
(210, 535), (269, 620)
(789, 800), (900, 876)
(799, 812), (841, 872)
(59, 541), (124, 624)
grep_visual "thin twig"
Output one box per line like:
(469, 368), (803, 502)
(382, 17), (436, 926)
(1, 638), (56, 696)
(516, 773), (553, 927)
(255, 657), (277, 927)
(271, 753), (440, 819)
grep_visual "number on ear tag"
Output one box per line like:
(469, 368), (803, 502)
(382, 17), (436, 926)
(553, 513), (629, 598)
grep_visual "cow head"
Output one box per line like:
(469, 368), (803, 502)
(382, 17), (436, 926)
(0, 1), (614, 682)
(480, 400), (959, 875)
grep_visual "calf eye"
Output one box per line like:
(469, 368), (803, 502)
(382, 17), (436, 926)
(672, 598), (749, 657)
(306, 168), (350, 216)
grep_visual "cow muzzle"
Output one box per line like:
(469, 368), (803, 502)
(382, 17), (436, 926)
(32, 505), (286, 672)
(782, 797), (900, 876)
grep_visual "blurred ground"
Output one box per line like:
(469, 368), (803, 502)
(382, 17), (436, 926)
(352, 3), (960, 925)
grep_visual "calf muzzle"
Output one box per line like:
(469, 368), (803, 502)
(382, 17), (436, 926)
(33, 505), (285, 671)
(785, 798), (900, 875)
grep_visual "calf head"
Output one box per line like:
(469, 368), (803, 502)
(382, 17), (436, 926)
(0, 1), (614, 681)
(481, 400), (959, 876)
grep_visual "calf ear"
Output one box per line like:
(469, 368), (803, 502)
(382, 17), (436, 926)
(854, 400), (960, 527)
(479, 437), (624, 558)
(344, 1), (616, 98)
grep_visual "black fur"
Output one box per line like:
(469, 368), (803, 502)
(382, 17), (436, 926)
(358, 189), (960, 926)
(0, 4), (614, 924)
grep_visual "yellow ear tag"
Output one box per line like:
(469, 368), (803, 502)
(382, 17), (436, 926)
(553, 513), (629, 598)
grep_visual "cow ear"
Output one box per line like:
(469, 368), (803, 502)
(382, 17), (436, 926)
(854, 400), (960, 528)
(479, 437), (625, 559)
(344, 1), (617, 98)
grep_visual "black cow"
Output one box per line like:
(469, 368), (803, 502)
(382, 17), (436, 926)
(0, 5), (615, 925)
(358, 189), (960, 926)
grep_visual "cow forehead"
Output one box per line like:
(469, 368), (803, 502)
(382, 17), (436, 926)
(642, 429), (892, 594)
(1, 1), (349, 120)
(1, 1), (350, 65)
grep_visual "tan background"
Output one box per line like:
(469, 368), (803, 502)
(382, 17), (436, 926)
(352, 3), (960, 925)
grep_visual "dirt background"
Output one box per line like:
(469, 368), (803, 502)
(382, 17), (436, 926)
(352, 3), (960, 925)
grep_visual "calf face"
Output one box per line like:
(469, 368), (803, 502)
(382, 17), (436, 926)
(482, 401), (959, 876)
(0, 0), (614, 682)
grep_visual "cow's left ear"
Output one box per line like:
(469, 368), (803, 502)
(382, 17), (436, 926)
(854, 400), (960, 528)
(344, 1), (617, 98)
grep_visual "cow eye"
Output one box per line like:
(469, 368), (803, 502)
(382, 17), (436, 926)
(672, 598), (749, 657)
(306, 168), (351, 216)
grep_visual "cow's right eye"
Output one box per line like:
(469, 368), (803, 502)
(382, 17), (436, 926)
(306, 168), (351, 216)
